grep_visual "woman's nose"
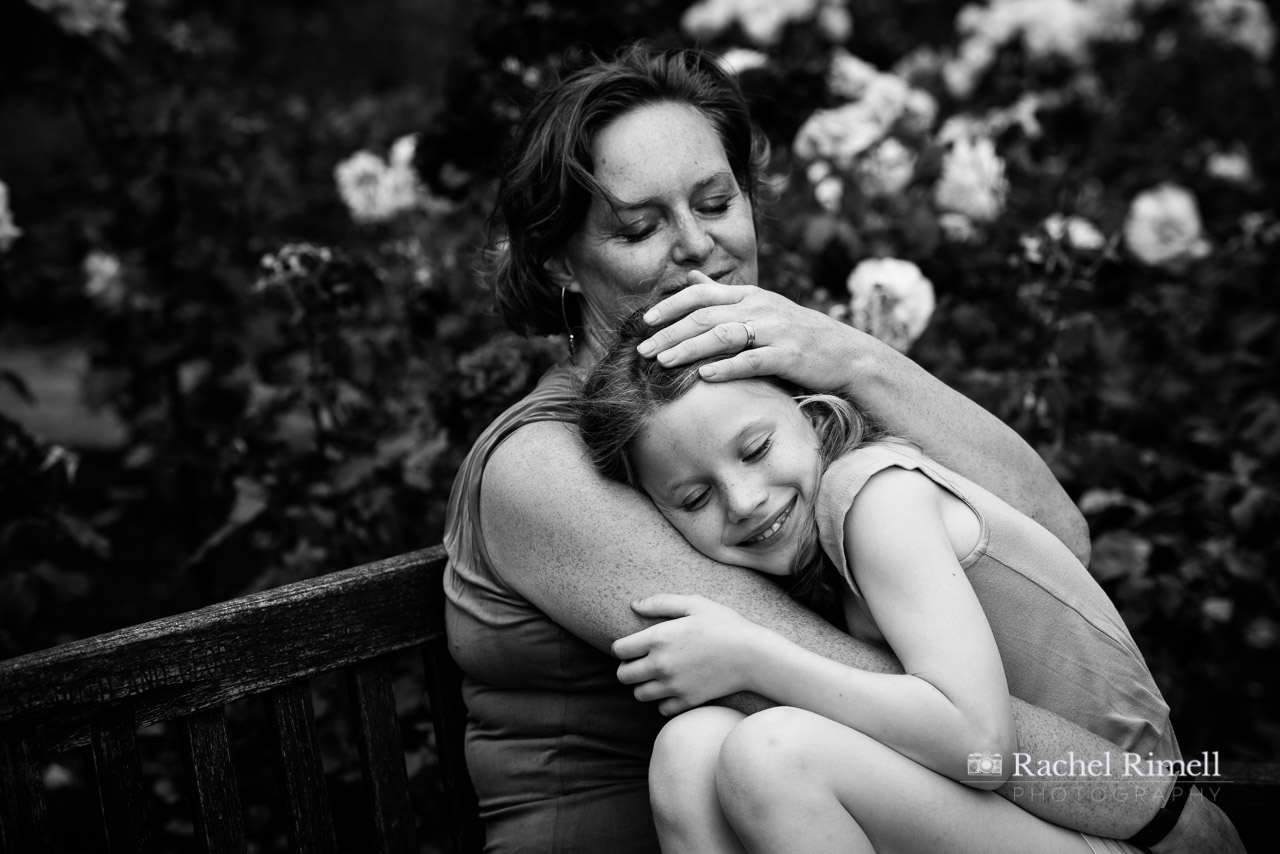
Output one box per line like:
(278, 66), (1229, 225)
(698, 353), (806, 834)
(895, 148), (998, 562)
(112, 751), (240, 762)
(670, 212), (714, 266)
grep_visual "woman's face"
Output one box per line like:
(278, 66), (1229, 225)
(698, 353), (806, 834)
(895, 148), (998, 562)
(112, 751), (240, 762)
(552, 101), (759, 334)
(631, 379), (822, 577)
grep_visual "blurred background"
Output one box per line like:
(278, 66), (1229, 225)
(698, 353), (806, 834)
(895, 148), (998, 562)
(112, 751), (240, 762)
(2, 0), (1277, 850)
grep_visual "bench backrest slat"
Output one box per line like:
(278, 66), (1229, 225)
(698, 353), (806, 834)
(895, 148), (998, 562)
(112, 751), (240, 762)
(180, 707), (246, 854)
(349, 655), (417, 854)
(267, 681), (339, 854)
(90, 701), (150, 853)
(1, 548), (444, 757)
(0, 545), (482, 853)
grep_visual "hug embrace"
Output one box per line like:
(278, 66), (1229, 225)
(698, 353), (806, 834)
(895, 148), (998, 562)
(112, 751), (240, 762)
(443, 44), (1245, 853)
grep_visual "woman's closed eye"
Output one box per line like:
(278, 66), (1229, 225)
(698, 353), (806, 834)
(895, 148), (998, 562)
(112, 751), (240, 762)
(615, 218), (656, 243)
(696, 195), (734, 216)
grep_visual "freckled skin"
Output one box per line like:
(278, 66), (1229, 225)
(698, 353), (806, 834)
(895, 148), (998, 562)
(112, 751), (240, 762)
(550, 101), (758, 337)
(631, 381), (821, 577)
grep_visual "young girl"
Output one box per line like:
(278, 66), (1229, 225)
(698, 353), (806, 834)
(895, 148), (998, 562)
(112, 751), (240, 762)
(575, 303), (1186, 854)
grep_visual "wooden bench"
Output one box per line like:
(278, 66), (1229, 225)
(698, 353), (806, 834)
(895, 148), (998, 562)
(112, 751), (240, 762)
(0, 546), (483, 853)
(2, 545), (1277, 852)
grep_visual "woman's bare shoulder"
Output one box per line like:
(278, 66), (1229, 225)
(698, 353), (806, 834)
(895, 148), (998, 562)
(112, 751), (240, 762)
(482, 419), (591, 502)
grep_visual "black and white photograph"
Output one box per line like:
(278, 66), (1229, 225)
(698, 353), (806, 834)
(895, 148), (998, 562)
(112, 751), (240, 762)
(2, 1), (1277, 851)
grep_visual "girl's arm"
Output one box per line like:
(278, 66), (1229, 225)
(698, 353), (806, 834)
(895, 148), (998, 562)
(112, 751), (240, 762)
(615, 466), (1017, 789)
(751, 466), (1017, 787)
(638, 278), (1090, 565)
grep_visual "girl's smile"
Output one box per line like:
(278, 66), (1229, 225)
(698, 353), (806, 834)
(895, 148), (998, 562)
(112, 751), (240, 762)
(631, 380), (821, 576)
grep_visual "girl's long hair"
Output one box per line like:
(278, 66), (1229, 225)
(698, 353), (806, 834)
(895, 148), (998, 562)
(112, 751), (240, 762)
(576, 304), (895, 621)
(786, 393), (891, 619)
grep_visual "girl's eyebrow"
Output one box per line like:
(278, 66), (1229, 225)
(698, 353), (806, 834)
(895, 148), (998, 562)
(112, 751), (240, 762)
(651, 417), (768, 500)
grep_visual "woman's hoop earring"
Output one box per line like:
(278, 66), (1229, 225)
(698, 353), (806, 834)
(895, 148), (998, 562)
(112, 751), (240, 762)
(560, 287), (577, 360)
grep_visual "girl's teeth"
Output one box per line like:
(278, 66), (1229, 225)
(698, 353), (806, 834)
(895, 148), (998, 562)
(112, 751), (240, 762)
(749, 507), (788, 544)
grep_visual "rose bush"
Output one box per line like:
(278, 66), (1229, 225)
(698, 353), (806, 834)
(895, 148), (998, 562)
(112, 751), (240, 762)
(1, 0), (1277, 848)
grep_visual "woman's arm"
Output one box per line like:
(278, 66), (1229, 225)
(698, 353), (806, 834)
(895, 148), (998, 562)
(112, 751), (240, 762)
(480, 420), (894, 674)
(483, 420), (1179, 839)
(638, 278), (1090, 565)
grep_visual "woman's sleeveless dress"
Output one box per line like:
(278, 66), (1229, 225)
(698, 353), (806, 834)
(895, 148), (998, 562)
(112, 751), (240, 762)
(443, 365), (665, 853)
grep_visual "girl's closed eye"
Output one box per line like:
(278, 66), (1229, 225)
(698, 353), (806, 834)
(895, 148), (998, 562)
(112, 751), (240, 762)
(743, 438), (772, 463)
(679, 487), (711, 513)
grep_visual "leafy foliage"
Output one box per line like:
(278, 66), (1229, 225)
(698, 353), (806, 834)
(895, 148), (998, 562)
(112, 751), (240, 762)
(1, 0), (1277, 849)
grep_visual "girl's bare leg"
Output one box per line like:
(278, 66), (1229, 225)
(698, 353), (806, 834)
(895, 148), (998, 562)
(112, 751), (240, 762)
(716, 707), (1098, 854)
(650, 706), (748, 854)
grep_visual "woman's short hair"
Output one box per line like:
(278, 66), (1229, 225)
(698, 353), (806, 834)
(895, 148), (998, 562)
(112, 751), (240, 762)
(484, 43), (770, 337)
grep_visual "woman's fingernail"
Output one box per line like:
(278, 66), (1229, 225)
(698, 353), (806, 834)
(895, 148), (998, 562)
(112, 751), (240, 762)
(636, 340), (655, 357)
(643, 310), (658, 323)
(656, 350), (675, 365)
(700, 364), (718, 379)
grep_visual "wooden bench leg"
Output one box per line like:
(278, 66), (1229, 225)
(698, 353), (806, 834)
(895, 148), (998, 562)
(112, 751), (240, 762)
(0, 737), (52, 854)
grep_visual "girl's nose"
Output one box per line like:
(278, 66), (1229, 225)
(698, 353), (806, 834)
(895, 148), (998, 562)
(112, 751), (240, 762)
(724, 479), (767, 523)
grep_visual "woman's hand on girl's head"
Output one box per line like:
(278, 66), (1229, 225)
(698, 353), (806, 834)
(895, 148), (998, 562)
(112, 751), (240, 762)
(636, 271), (873, 393)
(611, 593), (781, 716)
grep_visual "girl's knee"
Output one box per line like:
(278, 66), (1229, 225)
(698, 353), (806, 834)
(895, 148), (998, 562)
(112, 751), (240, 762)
(718, 707), (823, 774)
(715, 707), (840, 805)
(650, 708), (743, 810)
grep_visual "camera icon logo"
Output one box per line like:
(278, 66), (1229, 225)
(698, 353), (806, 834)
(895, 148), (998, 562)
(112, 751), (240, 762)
(967, 752), (1002, 776)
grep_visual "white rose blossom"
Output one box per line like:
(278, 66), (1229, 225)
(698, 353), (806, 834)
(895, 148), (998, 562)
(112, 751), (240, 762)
(855, 137), (916, 198)
(944, 0), (1139, 96)
(1123, 183), (1212, 270)
(1045, 213), (1106, 250)
(0, 179), (22, 251)
(900, 89), (939, 135)
(794, 54), (920, 174)
(1023, 214), (1107, 261)
(334, 151), (390, 223)
(934, 128), (1008, 224)
(681, 0), (851, 46)
(333, 134), (433, 224)
(717, 47), (770, 75)
(816, 1), (854, 42)
(1194, 0), (1275, 62)
(813, 175), (844, 212)
(25, 0), (128, 40)
(794, 102), (893, 171)
(84, 250), (126, 310)
(845, 258), (936, 352)
(939, 212), (980, 244)
(827, 50), (880, 99)
(1205, 146), (1255, 185)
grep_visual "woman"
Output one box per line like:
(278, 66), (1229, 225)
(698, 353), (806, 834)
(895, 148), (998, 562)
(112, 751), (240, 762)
(442, 44), (1234, 853)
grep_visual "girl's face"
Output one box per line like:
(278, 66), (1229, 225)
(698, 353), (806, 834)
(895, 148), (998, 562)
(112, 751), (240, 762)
(551, 101), (759, 335)
(631, 380), (822, 576)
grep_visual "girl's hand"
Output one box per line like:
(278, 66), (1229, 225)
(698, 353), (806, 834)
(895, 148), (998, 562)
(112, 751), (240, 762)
(635, 271), (873, 392)
(611, 594), (777, 716)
